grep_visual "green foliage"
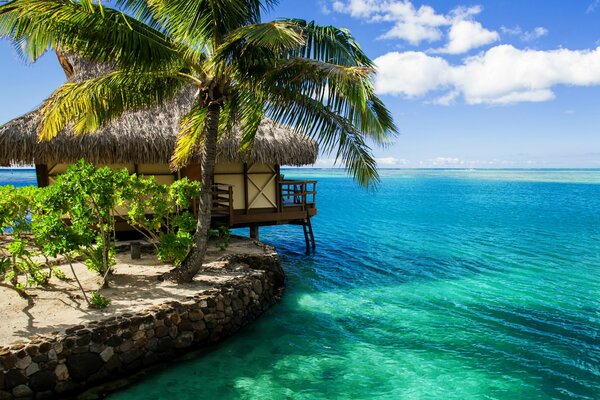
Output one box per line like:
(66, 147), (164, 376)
(90, 291), (110, 309)
(210, 226), (231, 251)
(52, 266), (67, 281)
(83, 244), (116, 275)
(0, 185), (45, 288)
(157, 231), (193, 266)
(123, 175), (200, 265)
(46, 160), (128, 283)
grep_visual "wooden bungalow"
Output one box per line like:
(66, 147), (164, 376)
(0, 53), (317, 249)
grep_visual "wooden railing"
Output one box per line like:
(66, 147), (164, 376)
(211, 183), (234, 226)
(278, 180), (317, 212)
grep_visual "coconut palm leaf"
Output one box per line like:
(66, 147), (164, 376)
(38, 68), (186, 140)
(0, 0), (178, 68)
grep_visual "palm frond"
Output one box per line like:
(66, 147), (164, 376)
(215, 21), (304, 65)
(38, 67), (186, 141)
(283, 19), (374, 68)
(0, 0), (179, 69)
(143, 0), (269, 50)
(171, 103), (207, 168)
(263, 85), (381, 187)
(241, 56), (396, 147)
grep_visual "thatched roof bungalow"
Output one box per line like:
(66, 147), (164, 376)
(0, 53), (318, 246)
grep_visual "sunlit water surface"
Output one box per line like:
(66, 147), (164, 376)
(2, 169), (599, 399)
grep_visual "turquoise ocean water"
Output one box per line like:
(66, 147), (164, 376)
(2, 169), (599, 399)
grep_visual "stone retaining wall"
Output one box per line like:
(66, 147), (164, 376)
(0, 250), (285, 399)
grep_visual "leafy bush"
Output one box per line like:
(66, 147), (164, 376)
(211, 226), (231, 250)
(0, 159), (203, 299)
(123, 175), (200, 265)
(0, 185), (45, 290)
(90, 291), (110, 309)
(46, 160), (129, 287)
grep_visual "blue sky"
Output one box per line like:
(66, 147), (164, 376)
(1, 0), (599, 168)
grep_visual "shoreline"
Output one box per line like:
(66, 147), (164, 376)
(0, 238), (285, 399)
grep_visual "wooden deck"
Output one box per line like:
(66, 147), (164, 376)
(208, 180), (316, 224)
(209, 179), (318, 249)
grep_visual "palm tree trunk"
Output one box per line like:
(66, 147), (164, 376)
(174, 101), (221, 283)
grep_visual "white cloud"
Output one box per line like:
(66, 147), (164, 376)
(330, 1), (498, 53)
(431, 90), (459, 106)
(374, 51), (451, 96)
(374, 45), (600, 105)
(501, 26), (548, 42)
(587, 0), (600, 14)
(375, 157), (407, 166)
(434, 20), (499, 54)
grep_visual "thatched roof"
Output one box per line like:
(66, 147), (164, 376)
(0, 53), (318, 167)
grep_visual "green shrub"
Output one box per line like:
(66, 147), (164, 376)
(210, 226), (231, 250)
(52, 266), (67, 281)
(123, 175), (200, 265)
(90, 291), (110, 309)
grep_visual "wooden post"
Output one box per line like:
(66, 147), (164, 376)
(250, 225), (259, 240)
(243, 163), (249, 214)
(130, 242), (141, 259)
(34, 164), (49, 187)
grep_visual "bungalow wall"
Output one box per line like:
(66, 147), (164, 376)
(36, 161), (281, 215)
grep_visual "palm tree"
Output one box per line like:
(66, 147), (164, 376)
(0, 0), (397, 282)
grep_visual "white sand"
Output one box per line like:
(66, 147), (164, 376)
(0, 238), (268, 344)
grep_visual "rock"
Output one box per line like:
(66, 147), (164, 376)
(29, 370), (55, 392)
(119, 341), (133, 353)
(157, 337), (174, 352)
(132, 331), (145, 341)
(154, 326), (169, 338)
(47, 349), (57, 361)
(174, 332), (194, 349)
(99, 347), (114, 362)
(25, 362), (40, 376)
(66, 353), (103, 382)
(104, 355), (121, 373)
(179, 321), (194, 332)
(253, 280), (263, 295)
(119, 349), (143, 365)
(1, 353), (17, 370)
(4, 369), (27, 389)
(34, 390), (53, 399)
(105, 335), (122, 347)
(25, 345), (39, 357)
(170, 314), (181, 325)
(188, 311), (204, 321)
(38, 343), (51, 354)
(15, 355), (32, 370)
(65, 325), (84, 335)
(54, 343), (63, 355)
(168, 326), (178, 339)
(89, 343), (105, 353)
(0, 390), (11, 400)
(76, 334), (92, 346)
(144, 338), (158, 352)
(54, 364), (69, 381)
(12, 384), (33, 398)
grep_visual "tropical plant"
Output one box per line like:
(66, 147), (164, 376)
(38, 160), (129, 288)
(90, 290), (110, 308)
(210, 226), (231, 251)
(122, 174), (200, 265)
(0, 185), (47, 293)
(0, 0), (397, 282)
